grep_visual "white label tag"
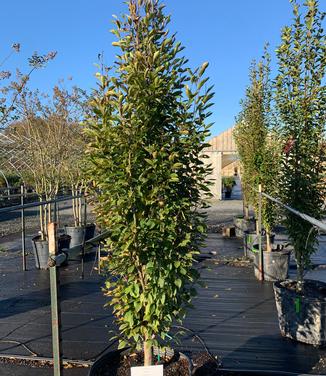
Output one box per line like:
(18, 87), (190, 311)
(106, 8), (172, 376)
(131, 364), (163, 376)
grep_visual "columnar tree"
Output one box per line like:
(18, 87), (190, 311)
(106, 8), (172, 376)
(234, 51), (281, 250)
(275, 0), (325, 284)
(86, 0), (212, 366)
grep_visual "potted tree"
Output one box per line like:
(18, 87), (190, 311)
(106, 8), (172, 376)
(63, 123), (91, 248)
(234, 52), (272, 258)
(86, 0), (213, 372)
(252, 133), (290, 281)
(5, 84), (84, 268)
(7, 114), (66, 269)
(273, 0), (326, 345)
(222, 176), (236, 199)
(234, 50), (291, 281)
(233, 106), (257, 237)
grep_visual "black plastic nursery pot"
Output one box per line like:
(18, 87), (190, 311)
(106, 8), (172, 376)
(32, 234), (71, 269)
(234, 216), (256, 238)
(88, 347), (193, 376)
(58, 234), (71, 252)
(85, 223), (96, 241)
(224, 190), (232, 199)
(274, 279), (326, 346)
(253, 247), (290, 282)
(32, 235), (49, 270)
(65, 226), (85, 247)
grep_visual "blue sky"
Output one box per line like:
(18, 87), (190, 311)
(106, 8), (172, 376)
(1, 0), (297, 136)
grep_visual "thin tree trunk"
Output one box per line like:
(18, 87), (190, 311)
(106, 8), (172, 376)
(44, 203), (48, 240)
(78, 193), (82, 227)
(48, 203), (52, 225)
(244, 205), (249, 220)
(266, 230), (272, 252)
(143, 339), (152, 367)
(39, 197), (44, 240)
(72, 188), (77, 227)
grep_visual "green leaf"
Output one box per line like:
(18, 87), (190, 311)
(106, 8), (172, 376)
(198, 62), (209, 77)
(118, 340), (127, 349)
(174, 279), (182, 288)
(153, 51), (160, 63)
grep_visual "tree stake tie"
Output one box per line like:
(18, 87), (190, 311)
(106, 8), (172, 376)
(295, 297), (301, 314)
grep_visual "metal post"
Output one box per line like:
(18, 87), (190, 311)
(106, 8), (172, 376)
(258, 184), (264, 281)
(98, 242), (101, 275)
(21, 184), (26, 271)
(84, 194), (87, 228)
(81, 194), (87, 280)
(48, 222), (63, 376)
(56, 199), (60, 228)
(53, 197), (57, 223)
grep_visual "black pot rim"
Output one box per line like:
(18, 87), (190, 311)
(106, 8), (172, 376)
(32, 235), (48, 244)
(88, 347), (192, 376)
(252, 245), (291, 256)
(64, 225), (85, 229)
(274, 279), (326, 302)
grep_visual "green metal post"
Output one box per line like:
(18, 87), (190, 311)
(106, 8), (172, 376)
(81, 194), (87, 280)
(21, 184), (26, 271)
(48, 222), (63, 376)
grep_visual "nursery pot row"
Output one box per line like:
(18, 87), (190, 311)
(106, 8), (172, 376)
(31, 223), (96, 269)
(32, 233), (71, 270)
(65, 223), (96, 247)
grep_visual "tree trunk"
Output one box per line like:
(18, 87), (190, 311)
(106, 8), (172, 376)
(143, 340), (152, 367)
(39, 197), (44, 240)
(244, 205), (249, 220)
(242, 192), (249, 220)
(266, 231), (272, 252)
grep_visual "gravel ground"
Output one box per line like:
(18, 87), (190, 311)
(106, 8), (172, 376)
(0, 203), (96, 238)
(205, 199), (246, 232)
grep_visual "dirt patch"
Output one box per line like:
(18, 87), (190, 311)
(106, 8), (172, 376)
(213, 257), (252, 268)
(0, 356), (90, 369)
